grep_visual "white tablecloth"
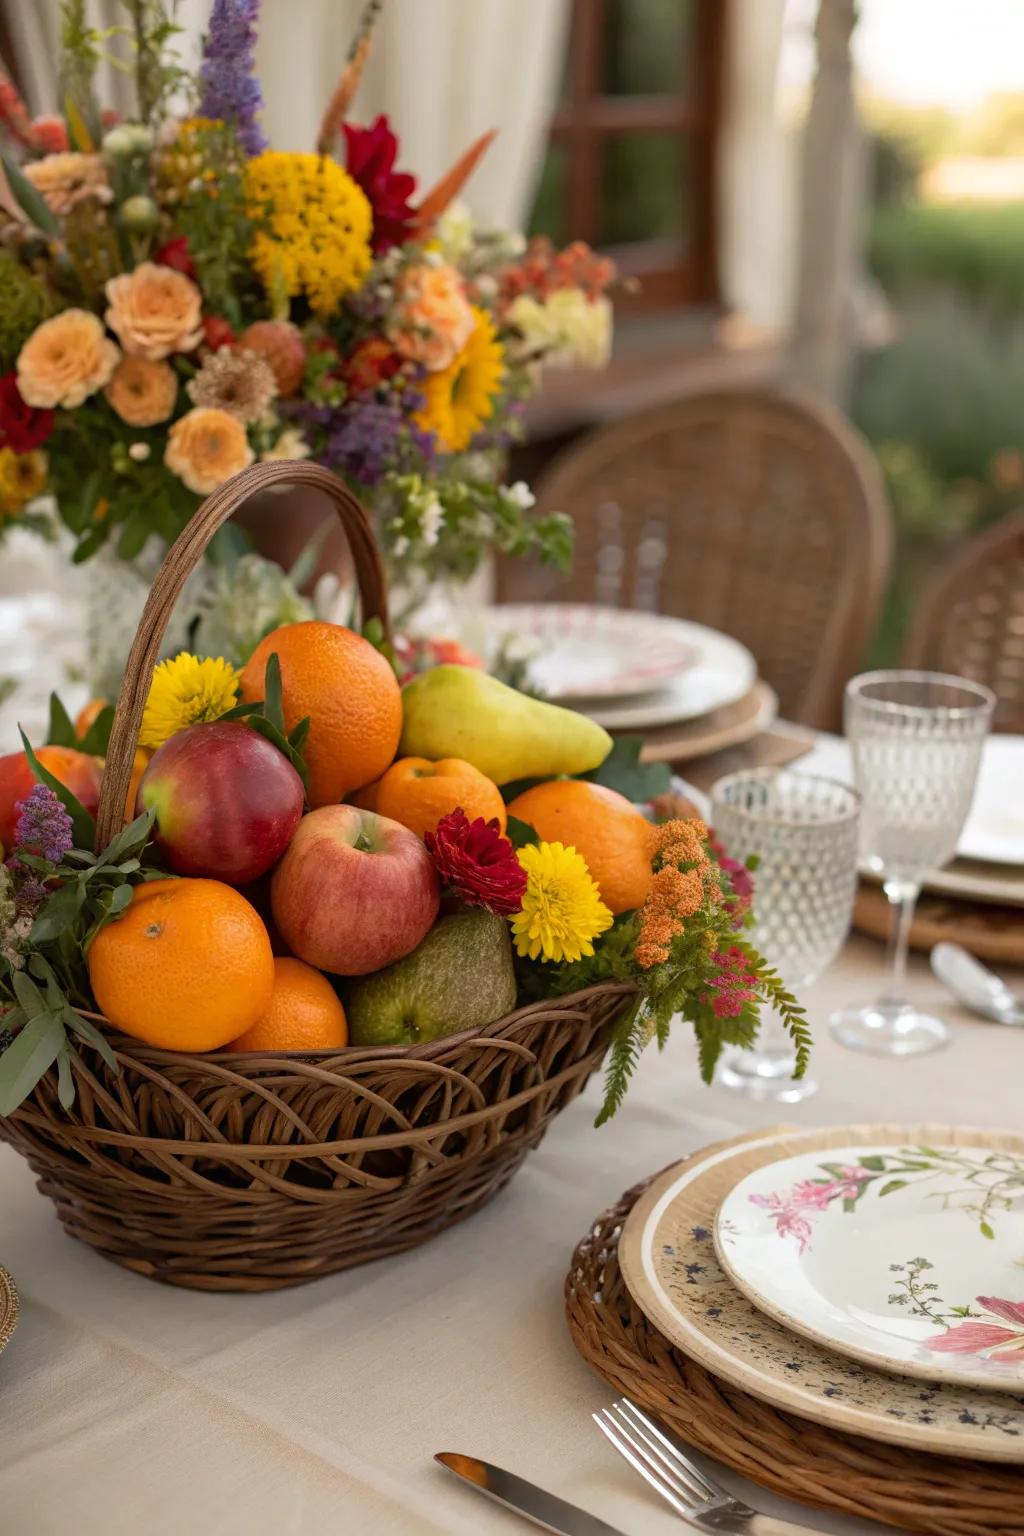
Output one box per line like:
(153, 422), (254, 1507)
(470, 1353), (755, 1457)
(2, 939), (1021, 1536)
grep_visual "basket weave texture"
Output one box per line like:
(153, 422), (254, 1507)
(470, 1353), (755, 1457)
(565, 1170), (1024, 1536)
(1, 463), (636, 1290)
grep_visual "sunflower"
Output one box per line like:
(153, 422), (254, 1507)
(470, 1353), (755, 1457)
(416, 307), (505, 453)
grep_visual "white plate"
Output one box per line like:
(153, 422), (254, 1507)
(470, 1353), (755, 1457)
(485, 604), (701, 701)
(618, 1124), (1024, 1461)
(717, 1139), (1024, 1392)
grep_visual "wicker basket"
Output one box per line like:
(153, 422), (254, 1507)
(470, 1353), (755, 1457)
(1, 462), (636, 1291)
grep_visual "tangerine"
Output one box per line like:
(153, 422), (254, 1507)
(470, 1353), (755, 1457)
(87, 878), (275, 1051)
(239, 621), (401, 809)
(375, 756), (506, 840)
(228, 956), (348, 1052)
(74, 698), (108, 739)
(505, 779), (656, 915)
(0, 745), (103, 850)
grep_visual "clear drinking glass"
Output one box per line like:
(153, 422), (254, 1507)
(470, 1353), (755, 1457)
(830, 670), (995, 1057)
(710, 769), (861, 1101)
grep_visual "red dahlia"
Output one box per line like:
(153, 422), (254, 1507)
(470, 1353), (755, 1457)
(0, 373), (53, 452)
(425, 809), (527, 916)
(154, 235), (198, 280)
(343, 115), (417, 252)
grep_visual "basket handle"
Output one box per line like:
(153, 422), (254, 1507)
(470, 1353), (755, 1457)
(94, 461), (390, 850)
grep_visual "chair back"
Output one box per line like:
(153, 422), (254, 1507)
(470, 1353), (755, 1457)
(498, 387), (892, 729)
(903, 510), (1024, 733)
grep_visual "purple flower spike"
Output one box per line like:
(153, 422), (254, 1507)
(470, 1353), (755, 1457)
(198, 0), (267, 157)
(13, 784), (74, 865)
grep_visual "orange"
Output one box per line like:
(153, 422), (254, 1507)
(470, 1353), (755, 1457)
(347, 777), (382, 813)
(506, 780), (656, 915)
(0, 745), (103, 850)
(228, 956), (348, 1053)
(375, 756), (506, 840)
(87, 878), (275, 1051)
(74, 698), (108, 739)
(239, 621), (402, 809)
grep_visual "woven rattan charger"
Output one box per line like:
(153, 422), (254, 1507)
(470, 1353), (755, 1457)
(565, 1153), (1024, 1536)
(0, 462), (636, 1292)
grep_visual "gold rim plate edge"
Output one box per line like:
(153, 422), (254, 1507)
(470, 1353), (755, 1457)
(618, 1122), (1024, 1464)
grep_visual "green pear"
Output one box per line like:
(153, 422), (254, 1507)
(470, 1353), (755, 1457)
(346, 909), (518, 1046)
(400, 665), (612, 785)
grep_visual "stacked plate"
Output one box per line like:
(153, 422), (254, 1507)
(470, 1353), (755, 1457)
(619, 1124), (1024, 1463)
(484, 603), (776, 762)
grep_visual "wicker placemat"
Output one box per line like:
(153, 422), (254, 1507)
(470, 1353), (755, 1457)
(854, 885), (1024, 966)
(565, 1171), (1024, 1536)
(0, 1267), (18, 1355)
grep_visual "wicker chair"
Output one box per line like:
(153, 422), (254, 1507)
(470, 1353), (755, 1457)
(499, 387), (893, 729)
(903, 511), (1024, 733)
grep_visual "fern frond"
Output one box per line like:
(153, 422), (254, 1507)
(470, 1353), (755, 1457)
(594, 998), (646, 1126)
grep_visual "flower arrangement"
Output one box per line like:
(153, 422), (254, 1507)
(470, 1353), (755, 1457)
(0, 627), (808, 1126)
(0, 0), (613, 598)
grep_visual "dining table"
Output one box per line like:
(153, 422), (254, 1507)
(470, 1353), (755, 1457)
(2, 931), (1021, 1536)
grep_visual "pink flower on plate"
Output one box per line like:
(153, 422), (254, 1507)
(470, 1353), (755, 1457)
(926, 1297), (1024, 1359)
(749, 1165), (876, 1252)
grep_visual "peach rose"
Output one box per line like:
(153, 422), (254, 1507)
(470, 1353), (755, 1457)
(388, 262), (475, 372)
(105, 262), (204, 360)
(17, 309), (120, 409)
(164, 407), (254, 496)
(105, 356), (178, 427)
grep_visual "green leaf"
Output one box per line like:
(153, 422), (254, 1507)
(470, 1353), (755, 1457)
(64, 96), (94, 152)
(29, 881), (86, 944)
(245, 716), (308, 791)
(0, 1012), (65, 1116)
(842, 1196), (857, 1213)
(217, 698), (262, 721)
(100, 807), (155, 868)
(63, 1008), (118, 1074)
(288, 717), (311, 753)
(116, 508), (152, 562)
(500, 775), (548, 803)
(879, 1179), (908, 1197)
(0, 152), (59, 235)
(12, 970), (46, 1018)
(586, 736), (671, 803)
(506, 816), (539, 850)
(46, 693), (79, 749)
(106, 884), (134, 916)
(72, 521), (111, 564)
(263, 653), (284, 734)
(980, 1220), (995, 1239)
(858, 1155), (887, 1171)
(78, 704), (115, 758)
(19, 727), (96, 850)
(55, 1038), (75, 1110)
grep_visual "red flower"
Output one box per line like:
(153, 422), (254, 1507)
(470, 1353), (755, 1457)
(154, 235), (198, 281)
(342, 338), (402, 395)
(343, 115), (417, 252)
(0, 373), (53, 452)
(425, 809), (527, 916)
(201, 315), (236, 352)
(30, 116), (69, 155)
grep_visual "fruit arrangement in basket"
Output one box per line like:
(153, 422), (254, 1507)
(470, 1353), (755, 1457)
(0, 554), (807, 1129)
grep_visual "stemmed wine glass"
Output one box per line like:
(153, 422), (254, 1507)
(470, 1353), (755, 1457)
(830, 670), (995, 1056)
(710, 768), (861, 1101)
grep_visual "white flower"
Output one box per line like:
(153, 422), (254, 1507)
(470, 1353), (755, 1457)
(420, 495), (444, 547)
(261, 427), (312, 463)
(392, 535), (410, 558)
(128, 441), (151, 462)
(506, 480), (535, 511)
(507, 290), (613, 370)
(436, 201), (475, 265)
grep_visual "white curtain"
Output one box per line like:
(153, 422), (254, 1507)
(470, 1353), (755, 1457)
(4, 0), (570, 231)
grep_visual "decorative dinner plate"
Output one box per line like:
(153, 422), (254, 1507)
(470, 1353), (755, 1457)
(957, 737), (1024, 866)
(717, 1133), (1024, 1393)
(581, 638), (756, 729)
(485, 604), (702, 701)
(619, 1125), (1024, 1461)
(0, 1266), (18, 1356)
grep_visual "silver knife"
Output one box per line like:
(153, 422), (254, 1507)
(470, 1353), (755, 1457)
(435, 1452), (628, 1535)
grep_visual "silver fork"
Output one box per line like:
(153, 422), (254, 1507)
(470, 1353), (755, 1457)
(593, 1398), (828, 1534)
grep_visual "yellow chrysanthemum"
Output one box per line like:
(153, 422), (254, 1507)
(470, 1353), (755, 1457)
(416, 306), (506, 453)
(511, 840), (614, 964)
(0, 448), (47, 517)
(245, 151), (372, 316)
(139, 652), (240, 750)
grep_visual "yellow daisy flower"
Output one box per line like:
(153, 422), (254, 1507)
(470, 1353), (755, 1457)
(416, 306), (506, 453)
(0, 448), (47, 517)
(140, 652), (240, 750)
(511, 840), (614, 964)
(245, 151), (372, 316)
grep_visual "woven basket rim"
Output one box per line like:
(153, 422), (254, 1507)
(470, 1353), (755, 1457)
(86, 979), (639, 1067)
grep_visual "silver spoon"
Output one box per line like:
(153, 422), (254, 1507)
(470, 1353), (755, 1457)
(931, 941), (1024, 1027)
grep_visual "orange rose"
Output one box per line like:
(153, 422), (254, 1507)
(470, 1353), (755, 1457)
(105, 262), (204, 360)
(164, 407), (254, 496)
(388, 263), (475, 372)
(17, 309), (120, 409)
(105, 356), (178, 427)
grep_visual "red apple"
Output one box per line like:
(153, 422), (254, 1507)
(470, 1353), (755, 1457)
(271, 804), (440, 975)
(138, 721), (304, 884)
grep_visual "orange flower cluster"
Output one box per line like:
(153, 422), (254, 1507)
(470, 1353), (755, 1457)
(634, 819), (717, 971)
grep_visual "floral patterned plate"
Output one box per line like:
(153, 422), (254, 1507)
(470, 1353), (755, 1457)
(619, 1125), (1024, 1461)
(717, 1132), (1024, 1393)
